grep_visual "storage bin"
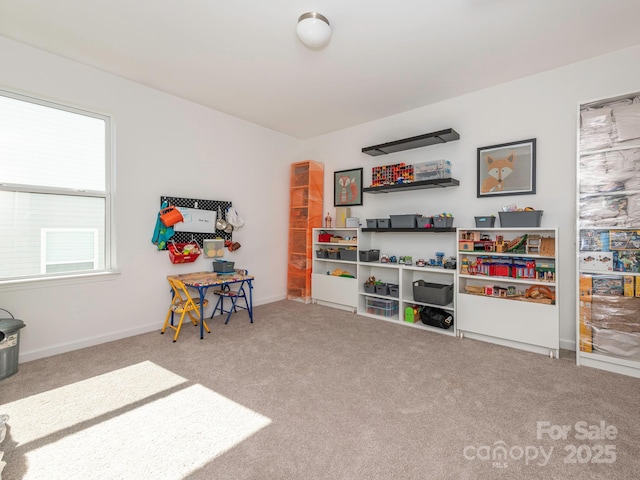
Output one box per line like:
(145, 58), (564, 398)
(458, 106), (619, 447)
(213, 260), (235, 273)
(365, 297), (399, 317)
(359, 249), (380, 262)
(413, 280), (454, 305)
(377, 219), (390, 228)
(168, 243), (201, 264)
(418, 216), (433, 228)
(433, 216), (454, 228)
(388, 284), (399, 298)
(339, 248), (357, 261)
(390, 214), (421, 228)
(375, 283), (389, 295)
(364, 283), (377, 293)
(328, 250), (340, 259)
(366, 219), (378, 228)
(318, 233), (333, 242)
(475, 216), (496, 227)
(414, 160), (452, 181)
(316, 249), (329, 258)
(499, 210), (543, 227)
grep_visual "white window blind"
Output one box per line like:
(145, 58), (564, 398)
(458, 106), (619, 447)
(0, 89), (112, 281)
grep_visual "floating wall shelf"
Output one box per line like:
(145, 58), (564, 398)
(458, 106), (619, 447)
(362, 227), (456, 233)
(363, 178), (460, 194)
(362, 128), (460, 156)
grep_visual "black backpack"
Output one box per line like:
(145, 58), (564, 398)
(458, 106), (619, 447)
(420, 307), (454, 329)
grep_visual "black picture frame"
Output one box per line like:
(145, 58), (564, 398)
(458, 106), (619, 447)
(334, 168), (363, 206)
(477, 139), (536, 198)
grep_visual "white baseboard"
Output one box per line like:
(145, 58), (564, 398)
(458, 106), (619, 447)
(560, 338), (576, 351)
(19, 295), (288, 363)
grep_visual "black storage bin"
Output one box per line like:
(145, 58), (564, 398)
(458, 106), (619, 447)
(420, 307), (454, 329)
(413, 280), (454, 305)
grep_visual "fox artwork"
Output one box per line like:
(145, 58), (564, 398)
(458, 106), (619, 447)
(481, 152), (515, 193)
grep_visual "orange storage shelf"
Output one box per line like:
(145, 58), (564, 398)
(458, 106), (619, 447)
(287, 160), (323, 302)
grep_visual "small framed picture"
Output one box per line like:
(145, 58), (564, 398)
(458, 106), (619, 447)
(477, 139), (536, 198)
(334, 168), (363, 206)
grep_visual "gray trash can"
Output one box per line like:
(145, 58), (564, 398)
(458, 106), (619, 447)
(0, 309), (26, 380)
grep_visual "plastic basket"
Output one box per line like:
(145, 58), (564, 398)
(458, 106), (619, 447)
(168, 243), (201, 264)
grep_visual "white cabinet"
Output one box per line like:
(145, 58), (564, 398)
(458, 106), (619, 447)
(456, 227), (559, 357)
(311, 228), (363, 311)
(576, 91), (640, 378)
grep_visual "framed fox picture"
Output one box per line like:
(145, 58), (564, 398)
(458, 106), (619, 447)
(334, 167), (363, 206)
(477, 139), (536, 198)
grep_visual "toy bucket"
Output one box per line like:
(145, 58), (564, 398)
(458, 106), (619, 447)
(160, 206), (184, 227)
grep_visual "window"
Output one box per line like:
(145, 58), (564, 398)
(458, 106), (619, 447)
(0, 89), (113, 282)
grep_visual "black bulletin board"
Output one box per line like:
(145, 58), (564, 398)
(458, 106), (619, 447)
(160, 195), (233, 250)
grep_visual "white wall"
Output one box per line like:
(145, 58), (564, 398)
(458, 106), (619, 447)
(0, 36), (302, 361)
(302, 44), (640, 349)
(3, 34), (639, 360)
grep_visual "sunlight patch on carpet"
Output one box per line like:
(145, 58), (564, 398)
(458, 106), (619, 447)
(2, 361), (187, 446)
(2, 361), (272, 479)
(20, 384), (271, 479)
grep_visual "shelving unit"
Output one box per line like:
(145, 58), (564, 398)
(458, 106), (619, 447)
(456, 227), (559, 358)
(311, 227), (363, 312)
(576, 91), (640, 378)
(363, 178), (460, 194)
(362, 128), (460, 156)
(310, 227), (458, 335)
(287, 160), (323, 303)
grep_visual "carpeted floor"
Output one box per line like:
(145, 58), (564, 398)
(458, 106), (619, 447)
(1, 300), (639, 479)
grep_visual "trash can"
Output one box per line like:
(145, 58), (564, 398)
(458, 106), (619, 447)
(0, 309), (26, 381)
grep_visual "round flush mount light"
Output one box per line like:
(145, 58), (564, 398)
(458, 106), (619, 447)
(296, 12), (332, 49)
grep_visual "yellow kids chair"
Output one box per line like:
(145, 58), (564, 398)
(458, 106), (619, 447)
(162, 277), (210, 342)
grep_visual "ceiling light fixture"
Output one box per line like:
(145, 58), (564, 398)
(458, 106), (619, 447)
(296, 12), (332, 49)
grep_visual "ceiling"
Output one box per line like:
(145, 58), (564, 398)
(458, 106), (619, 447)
(1, 1), (640, 139)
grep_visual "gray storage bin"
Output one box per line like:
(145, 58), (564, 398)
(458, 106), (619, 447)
(213, 260), (235, 273)
(498, 210), (543, 227)
(375, 283), (390, 295)
(377, 219), (391, 228)
(388, 284), (399, 298)
(316, 249), (329, 258)
(0, 309), (26, 380)
(364, 283), (376, 293)
(366, 219), (377, 228)
(433, 216), (454, 228)
(359, 249), (380, 262)
(390, 214), (420, 228)
(475, 216), (496, 227)
(413, 280), (454, 305)
(328, 250), (340, 259)
(339, 248), (357, 261)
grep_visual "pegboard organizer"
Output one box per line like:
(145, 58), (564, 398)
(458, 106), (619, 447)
(160, 195), (233, 250)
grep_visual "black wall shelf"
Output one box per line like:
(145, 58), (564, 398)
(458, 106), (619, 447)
(363, 178), (460, 194)
(362, 128), (460, 156)
(362, 227), (456, 233)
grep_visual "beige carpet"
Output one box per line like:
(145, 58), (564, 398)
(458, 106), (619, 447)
(1, 300), (639, 479)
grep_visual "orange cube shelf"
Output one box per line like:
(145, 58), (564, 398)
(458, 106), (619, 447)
(287, 160), (323, 302)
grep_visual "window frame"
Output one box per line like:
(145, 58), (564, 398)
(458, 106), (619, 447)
(0, 88), (117, 286)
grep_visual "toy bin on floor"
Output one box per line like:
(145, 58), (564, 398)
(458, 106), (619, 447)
(0, 309), (26, 380)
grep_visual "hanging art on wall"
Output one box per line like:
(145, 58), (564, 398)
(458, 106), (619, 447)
(477, 138), (536, 198)
(334, 167), (363, 206)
